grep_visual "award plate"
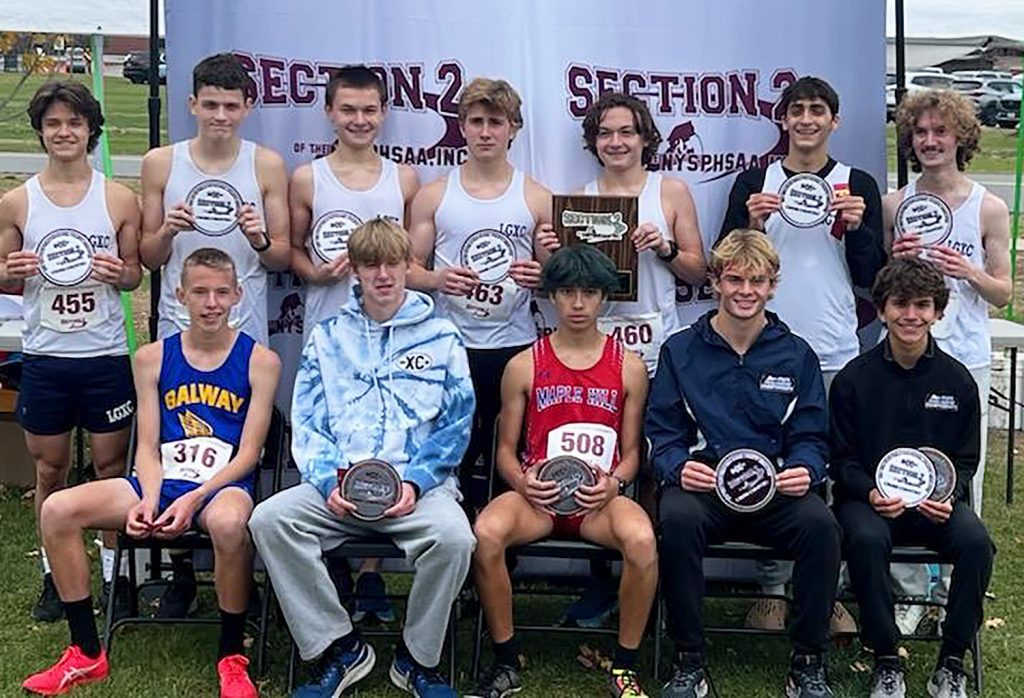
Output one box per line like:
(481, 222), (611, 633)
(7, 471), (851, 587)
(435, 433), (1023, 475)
(311, 210), (362, 263)
(538, 455), (597, 517)
(894, 193), (953, 248)
(339, 458), (402, 521)
(714, 448), (776, 513)
(460, 228), (516, 284)
(553, 194), (639, 302)
(875, 447), (936, 508)
(920, 446), (957, 503)
(778, 173), (833, 228)
(185, 179), (244, 236)
(36, 228), (95, 287)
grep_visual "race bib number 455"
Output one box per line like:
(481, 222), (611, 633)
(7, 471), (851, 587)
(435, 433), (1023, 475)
(40, 284), (101, 333)
(160, 436), (234, 484)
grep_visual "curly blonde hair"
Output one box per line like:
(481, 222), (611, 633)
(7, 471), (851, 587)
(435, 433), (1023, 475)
(895, 89), (980, 172)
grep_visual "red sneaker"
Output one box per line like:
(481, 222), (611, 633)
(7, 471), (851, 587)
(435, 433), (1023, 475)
(217, 654), (258, 698)
(22, 645), (109, 695)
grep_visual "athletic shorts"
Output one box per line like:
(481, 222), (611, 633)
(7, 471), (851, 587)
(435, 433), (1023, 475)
(548, 512), (585, 540)
(17, 354), (135, 436)
(125, 477), (254, 525)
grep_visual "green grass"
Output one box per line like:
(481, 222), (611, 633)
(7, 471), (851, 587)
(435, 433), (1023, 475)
(0, 73), (168, 156)
(0, 437), (1022, 696)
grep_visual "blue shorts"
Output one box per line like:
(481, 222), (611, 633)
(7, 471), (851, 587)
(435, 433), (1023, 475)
(126, 477), (254, 525)
(17, 354), (135, 435)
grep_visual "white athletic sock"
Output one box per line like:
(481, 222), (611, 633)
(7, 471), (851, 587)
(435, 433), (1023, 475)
(40, 547), (51, 575)
(101, 546), (116, 583)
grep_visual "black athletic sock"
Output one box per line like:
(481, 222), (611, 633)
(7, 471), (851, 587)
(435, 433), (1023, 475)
(492, 636), (520, 669)
(218, 609), (247, 659)
(613, 644), (639, 671)
(170, 552), (194, 577)
(64, 597), (101, 658)
(327, 629), (360, 658)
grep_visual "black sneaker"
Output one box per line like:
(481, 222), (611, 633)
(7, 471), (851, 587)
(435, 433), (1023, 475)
(465, 662), (523, 698)
(785, 654), (833, 698)
(661, 653), (708, 698)
(100, 576), (134, 623)
(870, 656), (906, 698)
(32, 573), (64, 622)
(155, 567), (197, 618)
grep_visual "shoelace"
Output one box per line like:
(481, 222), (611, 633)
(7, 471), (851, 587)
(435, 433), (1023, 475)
(413, 663), (448, 688)
(946, 668), (967, 692)
(879, 667), (901, 694)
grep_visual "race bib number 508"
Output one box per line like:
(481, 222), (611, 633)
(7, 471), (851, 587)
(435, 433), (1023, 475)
(546, 422), (618, 473)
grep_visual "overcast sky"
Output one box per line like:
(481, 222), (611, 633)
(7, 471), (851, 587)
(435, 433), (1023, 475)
(0, 0), (1019, 41)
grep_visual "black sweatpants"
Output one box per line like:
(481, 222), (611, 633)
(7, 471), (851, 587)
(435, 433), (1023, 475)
(838, 500), (994, 658)
(462, 344), (531, 511)
(657, 487), (841, 655)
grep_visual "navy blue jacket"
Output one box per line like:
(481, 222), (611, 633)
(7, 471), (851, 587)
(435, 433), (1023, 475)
(646, 310), (829, 488)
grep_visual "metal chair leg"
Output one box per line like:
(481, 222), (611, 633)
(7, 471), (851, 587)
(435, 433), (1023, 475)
(102, 543), (124, 649)
(472, 600), (485, 680)
(653, 586), (663, 680)
(255, 573), (273, 676)
(973, 631), (984, 694)
(288, 639), (298, 693)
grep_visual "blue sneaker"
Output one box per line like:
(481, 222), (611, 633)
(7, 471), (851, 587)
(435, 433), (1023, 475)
(292, 639), (375, 697)
(389, 652), (456, 697)
(562, 575), (618, 629)
(352, 571), (396, 623)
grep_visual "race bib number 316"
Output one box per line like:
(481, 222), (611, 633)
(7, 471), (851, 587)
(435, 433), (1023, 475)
(160, 436), (233, 484)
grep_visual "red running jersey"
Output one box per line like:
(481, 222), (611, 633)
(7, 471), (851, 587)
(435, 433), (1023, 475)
(523, 335), (625, 474)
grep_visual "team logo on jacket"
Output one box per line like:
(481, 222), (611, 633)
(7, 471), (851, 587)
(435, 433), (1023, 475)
(924, 394), (958, 412)
(397, 352), (433, 372)
(759, 374), (795, 393)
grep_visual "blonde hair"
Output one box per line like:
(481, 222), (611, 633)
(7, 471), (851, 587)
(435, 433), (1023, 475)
(181, 247), (237, 286)
(457, 77), (524, 130)
(347, 217), (411, 267)
(895, 89), (980, 172)
(710, 229), (780, 280)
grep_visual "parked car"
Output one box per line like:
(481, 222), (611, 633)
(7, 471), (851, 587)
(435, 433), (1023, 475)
(952, 70), (1014, 81)
(952, 78), (1021, 126)
(995, 90), (1021, 129)
(122, 51), (166, 84)
(68, 47), (87, 74)
(886, 72), (954, 121)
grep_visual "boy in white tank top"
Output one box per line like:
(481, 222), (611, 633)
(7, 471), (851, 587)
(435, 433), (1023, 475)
(884, 88), (1011, 633)
(140, 52), (291, 346)
(407, 77), (552, 511)
(138, 51), (290, 616)
(289, 65), (419, 623)
(290, 65), (418, 341)
(0, 81), (141, 624)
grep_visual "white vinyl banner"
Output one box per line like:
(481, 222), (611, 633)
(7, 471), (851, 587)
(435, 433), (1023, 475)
(165, 0), (887, 412)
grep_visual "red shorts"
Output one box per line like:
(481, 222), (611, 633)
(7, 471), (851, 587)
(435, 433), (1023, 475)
(548, 512), (585, 540)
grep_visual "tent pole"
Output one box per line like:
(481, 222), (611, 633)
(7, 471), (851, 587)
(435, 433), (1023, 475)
(148, 0), (161, 341)
(895, 0), (908, 189)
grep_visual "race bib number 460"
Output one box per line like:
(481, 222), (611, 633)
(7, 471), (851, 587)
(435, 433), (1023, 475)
(160, 436), (234, 483)
(546, 422), (618, 473)
(40, 283), (101, 333)
(598, 313), (662, 370)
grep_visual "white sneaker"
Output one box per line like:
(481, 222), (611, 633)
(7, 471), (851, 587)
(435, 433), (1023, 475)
(894, 602), (927, 636)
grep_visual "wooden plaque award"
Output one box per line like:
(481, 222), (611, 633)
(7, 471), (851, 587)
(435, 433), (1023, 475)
(552, 195), (639, 302)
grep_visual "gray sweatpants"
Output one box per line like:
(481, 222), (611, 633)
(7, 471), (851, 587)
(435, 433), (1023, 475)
(249, 481), (475, 666)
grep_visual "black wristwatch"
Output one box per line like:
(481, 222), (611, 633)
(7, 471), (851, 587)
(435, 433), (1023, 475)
(656, 239), (679, 262)
(250, 231), (271, 253)
(614, 475), (629, 496)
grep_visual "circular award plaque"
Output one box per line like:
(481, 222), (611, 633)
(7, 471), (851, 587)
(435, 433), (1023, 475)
(778, 173), (833, 228)
(537, 455), (597, 517)
(894, 193), (953, 248)
(919, 446), (957, 503)
(875, 447), (936, 508)
(341, 458), (402, 521)
(714, 448), (776, 513)
(185, 179), (244, 236)
(36, 228), (95, 287)
(460, 229), (515, 284)
(310, 210), (362, 263)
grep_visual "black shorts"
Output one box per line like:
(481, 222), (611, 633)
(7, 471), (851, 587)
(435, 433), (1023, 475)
(17, 354), (136, 436)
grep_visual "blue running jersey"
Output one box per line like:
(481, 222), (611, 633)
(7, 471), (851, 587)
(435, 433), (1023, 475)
(158, 331), (255, 484)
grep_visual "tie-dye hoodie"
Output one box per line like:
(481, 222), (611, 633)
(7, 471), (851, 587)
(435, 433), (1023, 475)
(291, 287), (476, 500)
